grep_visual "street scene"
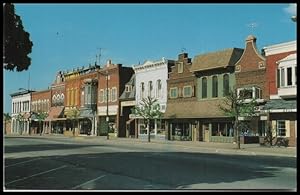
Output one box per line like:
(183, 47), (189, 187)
(3, 3), (297, 192)
(4, 135), (296, 190)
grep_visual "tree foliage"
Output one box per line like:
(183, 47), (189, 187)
(3, 113), (11, 135)
(67, 108), (81, 136)
(219, 87), (257, 149)
(33, 110), (48, 135)
(3, 3), (33, 71)
(132, 96), (162, 142)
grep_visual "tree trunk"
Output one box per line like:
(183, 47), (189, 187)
(73, 120), (75, 136)
(234, 118), (240, 149)
(4, 120), (6, 135)
(39, 121), (42, 136)
(147, 119), (150, 142)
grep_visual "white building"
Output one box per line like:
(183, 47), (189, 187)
(10, 90), (32, 135)
(132, 58), (175, 139)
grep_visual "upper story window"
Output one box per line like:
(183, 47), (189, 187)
(183, 86), (192, 97)
(212, 76), (218, 98)
(125, 85), (132, 93)
(202, 77), (207, 99)
(157, 79), (162, 98)
(223, 74), (229, 96)
(148, 81), (153, 97)
(169, 87), (178, 99)
(141, 82), (145, 99)
(111, 87), (117, 102)
(178, 62), (183, 73)
(237, 86), (262, 101)
(99, 89), (104, 103)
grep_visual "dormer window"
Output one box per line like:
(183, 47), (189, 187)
(237, 86), (263, 102)
(178, 62), (183, 73)
(125, 85), (132, 93)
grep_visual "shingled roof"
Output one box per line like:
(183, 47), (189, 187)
(119, 74), (135, 100)
(164, 99), (228, 119)
(190, 48), (244, 72)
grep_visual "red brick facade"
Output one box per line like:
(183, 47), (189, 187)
(265, 51), (296, 96)
(235, 35), (267, 99)
(31, 89), (51, 113)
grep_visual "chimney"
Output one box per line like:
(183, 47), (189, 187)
(107, 59), (112, 67)
(178, 53), (188, 61)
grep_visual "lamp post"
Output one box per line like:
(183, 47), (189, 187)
(99, 71), (110, 139)
(105, 70), (109, 140)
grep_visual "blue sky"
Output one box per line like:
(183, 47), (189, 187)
(3, 3), (297, 114)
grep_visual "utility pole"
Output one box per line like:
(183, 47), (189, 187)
(97, 48), (102, 66)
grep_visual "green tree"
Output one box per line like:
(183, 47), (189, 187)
(219, 88), (257, 149)
(34, 110), (48, 136)
(68, 108), (80, 136)
(3, 3), (33, 71)
(132, 96), (162, 142)
(3, 113), (12, 135)
(16, 113), (24, 135)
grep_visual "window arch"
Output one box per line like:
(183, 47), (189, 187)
(223, 74), (229, 96)
(157, 79), (162, 98)
(212, 76), (218, 98)
(202, 77), (207, 98)
(141, 82), (145, 99)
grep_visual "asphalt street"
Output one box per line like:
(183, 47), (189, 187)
(4, 136), (297, 191)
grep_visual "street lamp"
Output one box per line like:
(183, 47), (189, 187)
(99, 70), (110, 140)
(105, 70), (109, 140)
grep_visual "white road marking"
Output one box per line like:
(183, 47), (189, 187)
(72, 175), (106, 189)
(6, 165), (68, 185)
(5, 158), (42, 168)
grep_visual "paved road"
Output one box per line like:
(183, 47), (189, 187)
(4, 136), (297, 191)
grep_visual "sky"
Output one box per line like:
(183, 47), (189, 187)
(3, 3), (297, 114)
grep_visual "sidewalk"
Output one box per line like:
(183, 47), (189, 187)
(66, 135), (297, 158)
(5, 134), (296, 157)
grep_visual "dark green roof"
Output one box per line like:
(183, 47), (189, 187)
(263, 99), (297, 110)
(119, 74), (135, 100)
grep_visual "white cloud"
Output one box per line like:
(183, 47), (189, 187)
(284, 4), (297, 16)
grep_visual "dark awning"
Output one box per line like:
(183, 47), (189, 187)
(45, 106), (64, 121)
(80, 109), (94, 118)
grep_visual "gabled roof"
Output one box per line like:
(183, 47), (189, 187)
(119, 74), (136, 100)
(190, 48), (244, 72)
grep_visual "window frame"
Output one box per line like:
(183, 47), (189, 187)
(183, 85), (192, 98)
(169, 87), (178, 99)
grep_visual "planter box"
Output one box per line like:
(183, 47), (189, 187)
(240, 136), (259, 144)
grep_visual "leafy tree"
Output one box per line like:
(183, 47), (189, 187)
(219, 88), (257, 149)
(33, 110), (48, 135)
(132, 96), (162, 142)
(3, 113), (12, 135)
(3, 3), (33, 71)
(16, 113), (24, 135)
(68, 108), (80, 136)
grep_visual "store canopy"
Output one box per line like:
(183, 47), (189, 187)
(45, 106), (64, 121)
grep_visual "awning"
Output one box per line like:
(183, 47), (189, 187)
(45, 106), (64, 121)
(126, 118), (135, 124)
(80, 109), (94, 118)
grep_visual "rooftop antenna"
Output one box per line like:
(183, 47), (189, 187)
(247, 22), (258, 34)
(97, 48), (102, 66)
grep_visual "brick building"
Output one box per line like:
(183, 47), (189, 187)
(97, 60), (133, 137)
(262, 40), (297, 147)
(164, 53), (198, 141)
(64, 65), (100, 136)
(234, 35), (267, 139)
(31, 89), (51, 134)
(46, 71), (66, 134)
